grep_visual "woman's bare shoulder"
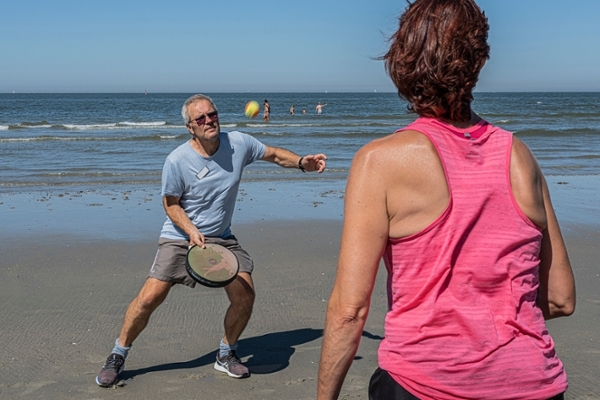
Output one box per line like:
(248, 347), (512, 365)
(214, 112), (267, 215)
(510, 136), (547, 228)
(354, 129), (436, 166)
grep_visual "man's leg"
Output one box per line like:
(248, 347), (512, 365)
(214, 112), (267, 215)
(214, 272), (255, 378)
(223, 272), (255, 345)
(119, 277), (172, 347)
(96, 277), (172, 387)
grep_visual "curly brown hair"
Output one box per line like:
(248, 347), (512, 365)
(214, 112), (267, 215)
(383, 0), (490, 122)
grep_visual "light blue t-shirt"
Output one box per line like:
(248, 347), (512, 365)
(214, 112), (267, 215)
(160, 131), (266, 239)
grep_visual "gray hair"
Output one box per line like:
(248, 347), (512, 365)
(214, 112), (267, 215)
(181, 94), (218, 124)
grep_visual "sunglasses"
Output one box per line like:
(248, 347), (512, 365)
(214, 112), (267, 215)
(191, 111), (219, 125)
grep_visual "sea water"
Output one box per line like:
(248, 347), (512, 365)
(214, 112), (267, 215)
(1, 92), (599, 191)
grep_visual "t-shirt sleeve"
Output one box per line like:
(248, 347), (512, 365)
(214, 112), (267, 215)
(161, 156), (184, 197)
(241, 132), (267, 165)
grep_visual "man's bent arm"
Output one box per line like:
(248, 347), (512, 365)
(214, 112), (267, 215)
(162, 195), (204, 247)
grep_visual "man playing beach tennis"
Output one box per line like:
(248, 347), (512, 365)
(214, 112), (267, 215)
(96, 94), (327, 387)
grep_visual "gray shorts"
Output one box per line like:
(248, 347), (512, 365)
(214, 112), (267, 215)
(148, 236), (254, 288)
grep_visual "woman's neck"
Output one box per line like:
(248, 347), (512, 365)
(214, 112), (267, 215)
(437, 111), (481, 129)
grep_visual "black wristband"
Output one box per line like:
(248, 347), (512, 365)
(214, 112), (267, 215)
(298, 156), (306, 172)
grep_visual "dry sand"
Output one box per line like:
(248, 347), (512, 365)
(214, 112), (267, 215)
(0, 178), (599, 399)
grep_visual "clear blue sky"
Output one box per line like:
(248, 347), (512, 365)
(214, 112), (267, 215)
(2, 0), (599, 93)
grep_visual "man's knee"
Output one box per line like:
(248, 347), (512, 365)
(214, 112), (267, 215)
(243, 289), (256, 308)
(230, 286), (255, 307)
(226, 274), (255, 307)
(135, 293), (165, 312)
(135, 279), (171, 311)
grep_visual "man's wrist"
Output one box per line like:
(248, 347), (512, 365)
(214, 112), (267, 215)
(298, 156), (306, 172)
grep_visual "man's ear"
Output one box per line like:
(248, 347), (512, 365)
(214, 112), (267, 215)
(185, 123), (194, 135)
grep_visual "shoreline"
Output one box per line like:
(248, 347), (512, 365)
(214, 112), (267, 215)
(1, 174), (598, 242)
(0, 179), (346, 244)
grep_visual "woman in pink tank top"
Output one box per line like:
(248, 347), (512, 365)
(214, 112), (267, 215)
(317, 1), (576, 399)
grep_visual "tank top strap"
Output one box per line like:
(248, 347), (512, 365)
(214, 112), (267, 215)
(399, 117), (512, 199)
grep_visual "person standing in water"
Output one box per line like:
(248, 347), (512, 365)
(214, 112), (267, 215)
(263, 99), (270, 121)
(316, 102), (327, 115)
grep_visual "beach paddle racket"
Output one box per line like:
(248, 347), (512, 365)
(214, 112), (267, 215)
(185, 244), (239, 288)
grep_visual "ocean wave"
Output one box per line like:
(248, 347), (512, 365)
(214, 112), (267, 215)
(239, 121), (400, 129)
(63, 121), (175, 130)
(514, 127), (600, 137)
(570, 154), (600, 160)
(0, 133), (187, 143)
(20, 121), (52, 127)
(63, 123), (118, 130)
(119, 121), (168, 127)
(5, 121), (179, 131)
(7, 123), (53, 130)
(4, 119), (402, 132)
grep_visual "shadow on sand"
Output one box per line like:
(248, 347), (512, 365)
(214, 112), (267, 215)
(120, 328), (382, 380)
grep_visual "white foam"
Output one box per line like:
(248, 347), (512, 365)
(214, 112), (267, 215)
(63, 123), (117, 130)
(119, 121), (167, 127)
(0, 125), (8, 131)
(0, 136), (77, 142)
(246, 123), (323, 128)
(22, 124), (53, 129)
(62, 121), (173, 130)
(246, 123), (274, 128)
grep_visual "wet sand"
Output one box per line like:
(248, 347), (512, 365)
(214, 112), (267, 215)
(0, 178), (599, 399)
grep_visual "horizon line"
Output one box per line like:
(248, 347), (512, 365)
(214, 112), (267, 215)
(2, 90), (600, 95)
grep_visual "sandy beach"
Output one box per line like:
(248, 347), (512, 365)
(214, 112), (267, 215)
(1, 177), (599, 399)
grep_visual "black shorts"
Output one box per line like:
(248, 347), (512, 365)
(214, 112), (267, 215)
(368, 368), (565, 400)
(368, 368), (418, 400)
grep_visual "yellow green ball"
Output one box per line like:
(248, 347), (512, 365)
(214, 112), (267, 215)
(244, 101), (260, 118)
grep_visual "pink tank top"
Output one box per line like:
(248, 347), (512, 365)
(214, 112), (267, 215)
(378, 117), (567, 399)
